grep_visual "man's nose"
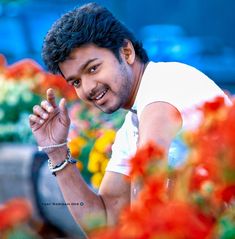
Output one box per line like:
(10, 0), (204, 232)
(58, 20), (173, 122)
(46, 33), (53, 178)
(81, 78), (97, 100)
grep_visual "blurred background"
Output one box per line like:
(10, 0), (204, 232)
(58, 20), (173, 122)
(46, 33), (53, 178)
(1, 0), (235, 91)
(0, 0), (235, 238)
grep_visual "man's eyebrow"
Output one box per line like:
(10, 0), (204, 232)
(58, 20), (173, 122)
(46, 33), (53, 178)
(66, 58), (98, 82)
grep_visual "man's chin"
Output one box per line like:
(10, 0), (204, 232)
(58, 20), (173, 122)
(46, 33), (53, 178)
(96, 104), (120, 114)
(100, 107), (118, 114)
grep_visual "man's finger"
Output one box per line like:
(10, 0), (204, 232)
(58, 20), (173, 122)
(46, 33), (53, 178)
(41, 100), (54, 113)
(47, 88), (57, 108)
(29, 114), (44, 126)
(59, 98), (70, 125)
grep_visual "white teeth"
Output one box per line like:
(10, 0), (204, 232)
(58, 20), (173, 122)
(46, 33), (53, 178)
(95, 89), (107, 100)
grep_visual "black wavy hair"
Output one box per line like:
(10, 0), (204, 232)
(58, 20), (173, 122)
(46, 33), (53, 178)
(42, 2), (149, 74)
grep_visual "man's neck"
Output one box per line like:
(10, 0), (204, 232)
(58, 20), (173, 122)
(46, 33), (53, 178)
(124, 61), (148, 110)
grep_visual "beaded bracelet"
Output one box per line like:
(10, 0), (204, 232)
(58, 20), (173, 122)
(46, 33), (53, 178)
(48, 148), (77, 176)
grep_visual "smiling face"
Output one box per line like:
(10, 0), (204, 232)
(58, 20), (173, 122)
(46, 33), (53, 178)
(59, 44), (134, 113)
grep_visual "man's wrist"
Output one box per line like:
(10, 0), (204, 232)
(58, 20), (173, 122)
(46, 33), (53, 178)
(46, 145), (68, 164)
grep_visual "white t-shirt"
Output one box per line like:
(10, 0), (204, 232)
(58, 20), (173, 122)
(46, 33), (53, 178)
(105, 61), (231, 176)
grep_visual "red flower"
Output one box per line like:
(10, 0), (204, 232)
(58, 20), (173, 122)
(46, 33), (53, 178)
(190, 165), (210, 191)
(117, 201), (213, 239)
(223, 101), (235, 158)
(89, 228), (121, 239)
(216, 184), (235, 203)
(151, 201), (214, 239)
(33, 72), (77, 101)
(129, 141), (165, 178)
(1, 56), (77, 101)
(137, 176), (168, 208)
(4, 59), (42, 79)
(0, 54), (7, 70)
(90, 97), (235, 239)
(199, 96), (225, 115)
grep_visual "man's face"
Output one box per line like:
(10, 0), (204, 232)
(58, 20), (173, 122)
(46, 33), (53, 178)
(59, 44), (133, 113)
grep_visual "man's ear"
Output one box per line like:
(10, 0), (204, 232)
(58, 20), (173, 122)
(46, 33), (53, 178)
(121, 40), (135, 65)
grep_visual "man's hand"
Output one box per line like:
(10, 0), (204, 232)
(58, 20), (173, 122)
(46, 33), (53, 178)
(29, 88), (70, 149)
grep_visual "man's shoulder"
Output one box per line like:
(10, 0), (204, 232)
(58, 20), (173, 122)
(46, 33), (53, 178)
(146, 61), (203, 74)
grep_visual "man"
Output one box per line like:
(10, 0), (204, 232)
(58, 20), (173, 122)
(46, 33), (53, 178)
(29, 2), (231, 231)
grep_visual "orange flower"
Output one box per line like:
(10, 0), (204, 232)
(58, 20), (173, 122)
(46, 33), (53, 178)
(68, 136), (87, 158)
(0, 198), (32, 231)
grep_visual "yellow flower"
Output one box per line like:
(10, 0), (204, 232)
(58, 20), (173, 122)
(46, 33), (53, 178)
(91, 172), (103, 189)
(93, 129), (116, 153)
(101, 158), (109, 173)
(88, 151), (107, 173)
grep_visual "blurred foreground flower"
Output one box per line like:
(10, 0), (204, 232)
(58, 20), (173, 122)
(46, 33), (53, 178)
(89, 96), (235, 239)
(0, 198), (40, 239)
(0, 198), (32, 231)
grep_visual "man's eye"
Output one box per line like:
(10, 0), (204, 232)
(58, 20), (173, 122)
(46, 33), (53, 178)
(89, 65), (98, 73)
(72, 79), (81, 88)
